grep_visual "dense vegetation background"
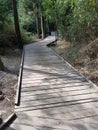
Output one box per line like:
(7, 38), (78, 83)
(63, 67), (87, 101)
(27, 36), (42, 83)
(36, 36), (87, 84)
(0, 0), (98, 69)
(0, 0), (98, 44)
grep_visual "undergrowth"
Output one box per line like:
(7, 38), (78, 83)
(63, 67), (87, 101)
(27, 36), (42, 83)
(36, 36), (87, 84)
(53, 41), (81, 65)
(53, 39), (98, 85)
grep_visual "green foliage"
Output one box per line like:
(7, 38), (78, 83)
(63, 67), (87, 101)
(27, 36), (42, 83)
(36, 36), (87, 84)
(65, 44), (80, 65)
(0, 0), (12, 31)
(19, 0), (40, 33)
(0, 0), (35, 46)
(65, 0), (98, 42)
(64, 0), (98, 42)
(21, 29), (37, 44)
(42, 0), (98, 42)
(1, 0), (98, 45)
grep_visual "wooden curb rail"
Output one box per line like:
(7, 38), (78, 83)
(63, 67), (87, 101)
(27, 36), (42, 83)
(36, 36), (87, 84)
(0, 113), (17, 130)
(15, 47), (25, 106)
(0, 47), (24, 129)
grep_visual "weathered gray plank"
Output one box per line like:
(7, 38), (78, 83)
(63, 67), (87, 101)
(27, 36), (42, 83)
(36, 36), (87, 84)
(6, 36), (98, 130)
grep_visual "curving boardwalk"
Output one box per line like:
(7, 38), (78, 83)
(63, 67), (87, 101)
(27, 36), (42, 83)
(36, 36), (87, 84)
(6, 36), (98, 130)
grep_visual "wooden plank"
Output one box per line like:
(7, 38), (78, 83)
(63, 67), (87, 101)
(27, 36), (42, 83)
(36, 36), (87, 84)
(6, 36), (98, 130)
(15, 98), (98, 112)
(7, 112), (98, 130)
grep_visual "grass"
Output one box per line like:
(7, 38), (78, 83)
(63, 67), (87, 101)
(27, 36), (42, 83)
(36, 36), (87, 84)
(64, 44), (80, 65)
(53, 40), (81, 66)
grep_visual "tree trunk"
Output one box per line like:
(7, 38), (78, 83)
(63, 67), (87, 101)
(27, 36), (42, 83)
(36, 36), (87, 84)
(0, 58), (4, 70)
(41, 16), (46, 39)
(12, 0), (23, 49)
(95, 0), (98, 17)
(36, 15), (40, 39)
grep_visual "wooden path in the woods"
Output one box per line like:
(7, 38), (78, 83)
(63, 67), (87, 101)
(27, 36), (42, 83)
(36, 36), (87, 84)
(6, 36), (98, 130)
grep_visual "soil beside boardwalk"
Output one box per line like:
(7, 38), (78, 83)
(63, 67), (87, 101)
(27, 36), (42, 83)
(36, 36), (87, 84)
(0, 48), (22, 122)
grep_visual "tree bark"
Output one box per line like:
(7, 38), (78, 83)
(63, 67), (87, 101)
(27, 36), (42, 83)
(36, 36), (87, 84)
(95, 0), (98, 17)
(36, 15), (40, 39)
(0, 58), (4, 70)
(41, 16), (46, 39)
(12, 0), (23, 49)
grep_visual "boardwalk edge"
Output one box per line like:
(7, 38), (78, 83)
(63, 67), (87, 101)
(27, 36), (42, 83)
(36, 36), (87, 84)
(15, 46), (25, 106)
(50, 45), (98, 91)
(0, 113), (17, 130)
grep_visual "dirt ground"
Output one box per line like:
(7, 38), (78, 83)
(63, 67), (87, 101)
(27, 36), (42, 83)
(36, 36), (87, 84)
(0, 48), (22, 123)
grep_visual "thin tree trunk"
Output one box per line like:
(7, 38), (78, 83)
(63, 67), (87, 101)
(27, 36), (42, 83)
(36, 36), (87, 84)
(0, 58), (4, 70)
(95, 0), (98, 17)
(12, 0), (22, 49)
(36, 15), (40, 39)
(41, 16), (46, 39)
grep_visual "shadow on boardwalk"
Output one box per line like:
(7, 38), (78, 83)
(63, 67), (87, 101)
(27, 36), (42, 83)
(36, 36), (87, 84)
(5, 36), (98, 130)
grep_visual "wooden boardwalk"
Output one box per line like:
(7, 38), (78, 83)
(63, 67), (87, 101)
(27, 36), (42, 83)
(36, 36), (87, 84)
(6, 36), (98, 130)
